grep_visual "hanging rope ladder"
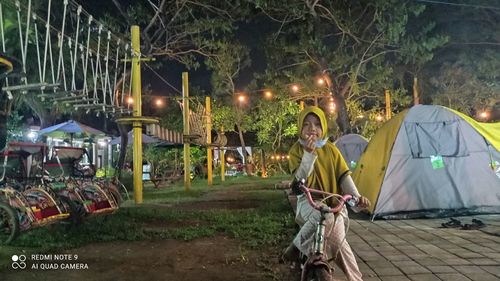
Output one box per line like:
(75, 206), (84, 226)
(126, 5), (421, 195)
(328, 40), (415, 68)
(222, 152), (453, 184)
(0, 0), (133, 116)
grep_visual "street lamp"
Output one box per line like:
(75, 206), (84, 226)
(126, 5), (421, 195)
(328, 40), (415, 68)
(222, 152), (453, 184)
(264, 90), (272, 99)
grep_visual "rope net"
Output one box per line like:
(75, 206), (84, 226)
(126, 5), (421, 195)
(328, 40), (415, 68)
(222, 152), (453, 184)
(0, 0), (134, 116)
(179, 99), (227, 147)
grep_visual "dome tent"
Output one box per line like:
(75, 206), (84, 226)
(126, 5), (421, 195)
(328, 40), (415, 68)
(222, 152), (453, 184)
(352, 105), (500, 219)
(334, 134), (368, 171)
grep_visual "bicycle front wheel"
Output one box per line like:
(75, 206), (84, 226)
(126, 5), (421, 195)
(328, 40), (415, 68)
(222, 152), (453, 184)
(0, 201), (20, 244)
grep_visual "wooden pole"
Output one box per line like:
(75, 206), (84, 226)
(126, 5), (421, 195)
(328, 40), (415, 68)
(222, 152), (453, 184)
(220, 127), (225, 182)
(385, 89), (392, 120)
(182, 72), (191, 190)
(206, 96), (213, 186)
(261, 148), (267, 178)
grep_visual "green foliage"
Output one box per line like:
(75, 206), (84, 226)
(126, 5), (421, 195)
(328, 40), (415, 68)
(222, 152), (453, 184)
(189, 146), (207, 167)
(257, 0), (447, 133)
(211, 103), (237, 132)
(429, 60), (500, 115)
(252, 93), (300, 151)
(95, 166), (117, 178)
(6, 111), (24, 142)
(143, 146), (173, 177)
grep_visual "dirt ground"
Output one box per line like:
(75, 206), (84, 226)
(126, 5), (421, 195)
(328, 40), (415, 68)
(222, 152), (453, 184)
(1, 188), (298, 281)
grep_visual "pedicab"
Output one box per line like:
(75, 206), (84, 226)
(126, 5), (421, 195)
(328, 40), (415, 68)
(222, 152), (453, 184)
(45, 146), (123, 222)
(0, 142), (72, 244)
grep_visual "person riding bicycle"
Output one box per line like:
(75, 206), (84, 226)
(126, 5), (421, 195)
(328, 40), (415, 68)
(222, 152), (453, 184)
(283, 106), (370, 281)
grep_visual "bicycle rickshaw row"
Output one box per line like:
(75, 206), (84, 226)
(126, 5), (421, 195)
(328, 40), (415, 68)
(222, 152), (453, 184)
(0, 142), (127, 244)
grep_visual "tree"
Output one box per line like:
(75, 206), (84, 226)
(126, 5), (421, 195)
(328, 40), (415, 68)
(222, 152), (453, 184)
(418, 2), (500, 115)
(103, 1), (252, 174)
(429, 60), (500, 116)
(255, 0), (446, 134)
(205, 40), (255, 173)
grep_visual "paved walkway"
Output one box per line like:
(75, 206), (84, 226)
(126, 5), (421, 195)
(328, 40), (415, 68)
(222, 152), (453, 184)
(282, 188), (500, 281)
(336, 214), (500, 281)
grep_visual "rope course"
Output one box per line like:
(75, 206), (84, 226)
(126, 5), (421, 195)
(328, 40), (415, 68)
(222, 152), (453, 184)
(178, 99), (227, 147)
(0, 0), (135, 116)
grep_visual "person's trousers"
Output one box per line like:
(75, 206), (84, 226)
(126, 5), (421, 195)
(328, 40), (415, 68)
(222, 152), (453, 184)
(293, 195), (363, 281)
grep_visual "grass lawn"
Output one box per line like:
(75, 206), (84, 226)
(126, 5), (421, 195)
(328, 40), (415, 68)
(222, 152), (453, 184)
(0, 175), (296, 270)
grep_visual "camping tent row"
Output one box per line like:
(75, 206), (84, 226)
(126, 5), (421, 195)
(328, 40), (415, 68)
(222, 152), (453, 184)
(351, 105), (500, 219)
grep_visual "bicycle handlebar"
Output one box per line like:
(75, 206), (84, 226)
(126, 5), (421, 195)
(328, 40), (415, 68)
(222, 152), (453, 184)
(298, 179), (358, 214)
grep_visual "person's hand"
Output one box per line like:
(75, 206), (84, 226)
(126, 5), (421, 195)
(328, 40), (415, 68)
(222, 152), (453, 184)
(304, 135), (316, 153)
(357, 196), (371, 209)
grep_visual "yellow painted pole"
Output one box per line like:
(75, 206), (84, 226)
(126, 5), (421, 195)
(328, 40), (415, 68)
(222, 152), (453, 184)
(182, 72), (191, 190)
(131, 25), (143, 204)
(206, 97), (213, 186)
(385, 89), (392, 120)
(220, 127), (225, 182)
(299, 101), (304, 110)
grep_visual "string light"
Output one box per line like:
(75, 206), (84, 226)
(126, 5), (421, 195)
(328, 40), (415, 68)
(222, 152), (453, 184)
(237, 94), (247, 104)
(479, 111), (489, 119)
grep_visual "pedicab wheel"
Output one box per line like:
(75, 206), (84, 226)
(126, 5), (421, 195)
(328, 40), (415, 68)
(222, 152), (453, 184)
(108, 188), (123, 207)
(60, 196), (85, 226)
(0, 201), (20, 244)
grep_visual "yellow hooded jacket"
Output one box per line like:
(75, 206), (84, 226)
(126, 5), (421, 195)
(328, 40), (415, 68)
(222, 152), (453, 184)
(288, 106), (350, 198)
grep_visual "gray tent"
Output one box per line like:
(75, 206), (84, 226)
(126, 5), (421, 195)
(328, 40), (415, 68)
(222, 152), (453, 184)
(334, 134), (368, 170)
(352, 105), (500, 219)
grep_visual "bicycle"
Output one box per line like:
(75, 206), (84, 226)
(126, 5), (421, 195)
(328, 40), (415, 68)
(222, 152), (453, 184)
(296, 179), (358, 281)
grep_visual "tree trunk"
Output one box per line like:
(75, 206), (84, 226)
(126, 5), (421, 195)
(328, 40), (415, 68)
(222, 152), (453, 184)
(115, 122), (128, 178)
(325, 73), (352, 134)
(236, 122), (252, 175)
(413, 76), (420, 105)
(0, 82), (11, 151)
(23, 96), (58, 128)
(333, 89), (352, 134)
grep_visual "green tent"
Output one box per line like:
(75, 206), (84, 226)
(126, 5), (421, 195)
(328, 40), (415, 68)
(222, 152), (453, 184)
(352, 105), (500, 219)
